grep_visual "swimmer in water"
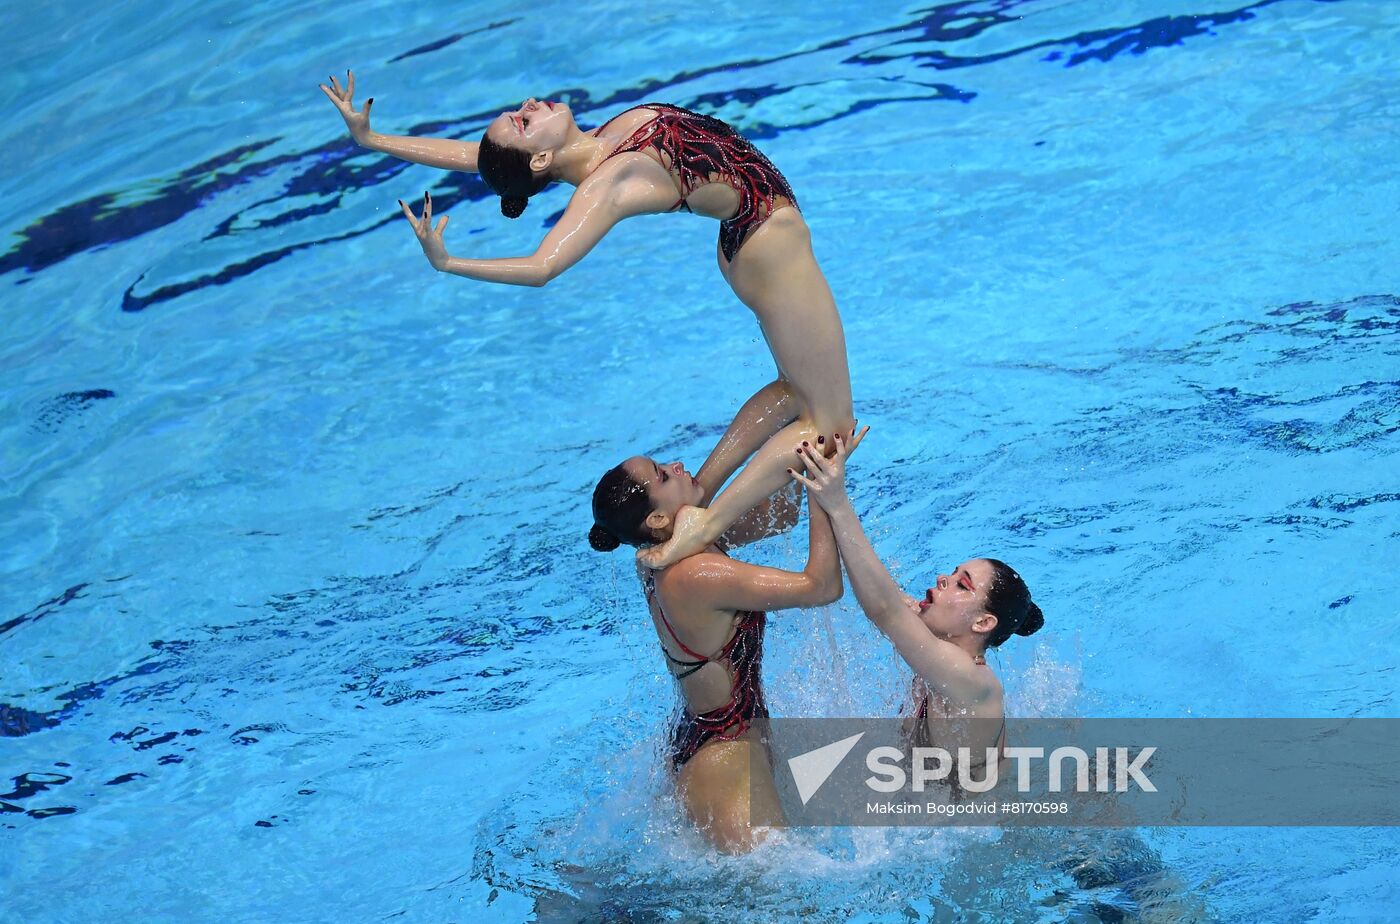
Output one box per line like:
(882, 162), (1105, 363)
(587, 424), (852, 852)
(789, 428), (1044, 768)
(320, 72), (854, 571)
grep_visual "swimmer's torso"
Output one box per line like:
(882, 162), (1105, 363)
(589, 105), (797, 232)
(907, 677), (1007, 762)
(642, 548), (757, 715)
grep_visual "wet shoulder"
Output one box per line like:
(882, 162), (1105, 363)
(652, 551), (735, 598)
(592, 104), (667, 145)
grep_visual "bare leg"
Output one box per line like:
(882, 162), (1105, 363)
(678, 735), (783, 854)
(662, 418), (830, 559)
(695, 378), (798, 503)
(641, 209), (854, 569)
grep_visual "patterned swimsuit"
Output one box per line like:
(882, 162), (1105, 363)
(643, 569), (767, 771)
(597, 103), (799, 262)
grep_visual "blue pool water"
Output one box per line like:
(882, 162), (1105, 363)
(3, 0), (1398, 920)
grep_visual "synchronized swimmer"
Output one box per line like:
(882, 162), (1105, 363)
(320, 72), (1042, 852)
(321, 71), (853, 571)
(588, 431), (843, 852)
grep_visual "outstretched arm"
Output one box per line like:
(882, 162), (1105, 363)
(792, 432), (983, 696)
(365, 132), (479, 173)
(320, 70), (480, 172)
(399, 157), (661, 286)
(789, 430), (906, 619)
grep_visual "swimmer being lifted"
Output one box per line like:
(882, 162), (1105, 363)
(321, 72), (854, 569)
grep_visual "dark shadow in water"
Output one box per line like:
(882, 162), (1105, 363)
(386, 19), (520, 64)
(31, 389), (117, 433)
(0, 0), (1324, 312)
(1, 651), (171, 738)
(504, 827), (1214, 923)
(1, 582), (91, 638)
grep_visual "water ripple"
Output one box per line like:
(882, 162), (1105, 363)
(1, 0), (1305, 313)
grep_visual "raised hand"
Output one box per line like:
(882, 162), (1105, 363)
(318, 69), (373, 145)
(399, 192), (450, 271)
(788, 424), (869, 512)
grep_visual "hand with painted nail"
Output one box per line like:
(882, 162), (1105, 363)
(788, 424), (869, 513)
(399, 192), (450, 271)
(318, 69), (374, 146)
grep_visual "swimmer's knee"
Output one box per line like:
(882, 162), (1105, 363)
(804, 412), (856, 444)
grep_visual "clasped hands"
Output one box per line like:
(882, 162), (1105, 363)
(788, 423), (870, 512)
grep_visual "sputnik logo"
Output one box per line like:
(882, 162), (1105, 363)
(787, 732), (865, 806)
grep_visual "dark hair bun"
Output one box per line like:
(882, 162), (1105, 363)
(1016, 602), (1044, 637)
(589, 523), (620, 552)
(501, 196), (527, 219)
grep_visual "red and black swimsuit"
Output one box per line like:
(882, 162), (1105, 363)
(642, 570), (768, 771)
(597, 103), (799, 262)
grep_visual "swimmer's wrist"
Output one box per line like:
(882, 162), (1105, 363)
(821, 495), (856, 518)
